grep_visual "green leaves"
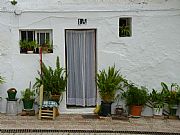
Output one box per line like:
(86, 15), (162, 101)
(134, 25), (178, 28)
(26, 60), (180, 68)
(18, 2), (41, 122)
(0, 75), (5, 84)
(122, 83), (148, 106)
(21, 88), (35, 100)
(161, 82), (180, 108)
(119, 25), (131, 37)
(19, 40), (38, 50)
(149, 89), (165, 108)
(96, 65), (126, 103)
(34, 56), (67, 99)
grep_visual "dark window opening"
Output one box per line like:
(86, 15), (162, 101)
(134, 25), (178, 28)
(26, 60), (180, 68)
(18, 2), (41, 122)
(119, 18), (132, 37)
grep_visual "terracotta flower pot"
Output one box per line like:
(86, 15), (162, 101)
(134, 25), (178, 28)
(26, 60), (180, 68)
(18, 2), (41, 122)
(130, 105), (142, 117)
(51, 94), (61, 104)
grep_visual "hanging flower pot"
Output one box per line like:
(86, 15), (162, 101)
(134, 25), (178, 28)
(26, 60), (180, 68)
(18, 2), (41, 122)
(7, 88), (17, 101)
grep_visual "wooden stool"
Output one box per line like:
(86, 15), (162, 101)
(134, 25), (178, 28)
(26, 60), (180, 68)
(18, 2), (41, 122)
(39, 107), (58, 120)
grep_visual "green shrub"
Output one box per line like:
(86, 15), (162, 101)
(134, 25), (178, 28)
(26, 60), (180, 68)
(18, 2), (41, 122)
(122, 83), (148, 106)
(34, 56), (67, 99)
(96, 65), (126, 103)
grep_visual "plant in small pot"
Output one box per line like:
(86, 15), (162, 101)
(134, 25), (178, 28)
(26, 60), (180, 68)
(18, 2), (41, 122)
(122, 83), (148, 117)
(148, 89), (165, 116)
(40, 39), (53, 53)
(96, 65), (126, 117)
(27, 41), (38, 54)
(7, 88), (17, 101)
(21, 88), (35, 110)
(34, 56), (67, 104)
(161, 82), (180, 118)
(19, 40), (38, 54)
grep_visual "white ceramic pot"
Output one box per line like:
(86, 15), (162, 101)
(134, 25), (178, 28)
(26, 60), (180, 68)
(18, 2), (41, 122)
(153, 108), (163, 116)
(27, 50), (34, 54)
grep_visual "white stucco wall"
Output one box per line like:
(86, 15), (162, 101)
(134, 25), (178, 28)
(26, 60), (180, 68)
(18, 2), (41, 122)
(0, 0), (180, 114)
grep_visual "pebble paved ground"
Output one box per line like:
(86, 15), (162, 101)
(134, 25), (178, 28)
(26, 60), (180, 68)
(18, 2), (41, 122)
(0, 113), (180, 134)
(0, 133), (147, 134)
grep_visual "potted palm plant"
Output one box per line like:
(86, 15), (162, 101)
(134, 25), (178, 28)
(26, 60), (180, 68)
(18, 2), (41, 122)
(34, 56), (67, 104)
(19, 40), (38, 54)
(96, 65), (126, 116)
(122, 83), (148, 117)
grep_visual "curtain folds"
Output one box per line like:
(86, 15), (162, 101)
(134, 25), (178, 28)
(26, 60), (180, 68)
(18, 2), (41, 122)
(66, 30), (96, 107)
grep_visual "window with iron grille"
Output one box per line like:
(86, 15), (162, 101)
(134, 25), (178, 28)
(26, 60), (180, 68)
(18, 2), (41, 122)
(19, 29), (53, 54)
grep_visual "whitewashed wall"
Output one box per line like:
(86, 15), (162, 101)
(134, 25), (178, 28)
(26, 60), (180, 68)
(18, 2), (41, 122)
(0, 0), (180, 114)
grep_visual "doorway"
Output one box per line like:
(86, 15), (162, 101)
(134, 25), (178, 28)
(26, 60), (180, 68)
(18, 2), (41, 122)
(65, 29), (96, 107)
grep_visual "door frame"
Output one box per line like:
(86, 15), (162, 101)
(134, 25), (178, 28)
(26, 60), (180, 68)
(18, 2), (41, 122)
(65, 29), (97, 107)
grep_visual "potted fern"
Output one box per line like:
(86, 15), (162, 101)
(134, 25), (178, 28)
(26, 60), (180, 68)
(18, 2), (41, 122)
(34, 56), (67, 103)
(96, 65), (126, 116)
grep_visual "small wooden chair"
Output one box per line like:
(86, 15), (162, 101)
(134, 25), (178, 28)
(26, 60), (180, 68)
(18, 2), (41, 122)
(38, 85), (58, 120)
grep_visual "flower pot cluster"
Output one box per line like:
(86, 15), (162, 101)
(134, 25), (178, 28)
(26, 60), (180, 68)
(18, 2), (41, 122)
(19, 40), (53, 54)
(96, 66), (149, 117)
(148, 82), (180, 118)
(19, 40), (39, 54)
(96, 66), (180, 118)
(0, 56), (65, 116)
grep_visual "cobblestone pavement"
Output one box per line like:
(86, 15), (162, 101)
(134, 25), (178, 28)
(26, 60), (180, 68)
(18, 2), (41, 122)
(0, 133), (142, 135)
(0, 113), (180, 134)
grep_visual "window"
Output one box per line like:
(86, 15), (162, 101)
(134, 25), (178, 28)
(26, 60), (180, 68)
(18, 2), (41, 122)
(19, 30), (53, 54)
(119, 18), (132, 37)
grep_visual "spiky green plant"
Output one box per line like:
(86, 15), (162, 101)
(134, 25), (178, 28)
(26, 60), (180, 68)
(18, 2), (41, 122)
(34, 56), (67, 99)
(21, 88), (35, 101)
(19, 40), (38, 50)
(119, 25), (131, 37)
(0, 75), (5, 84)
(149, 89), (165, 109)
(96, 65), (126, 103)
(161, 82), (180, 108)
